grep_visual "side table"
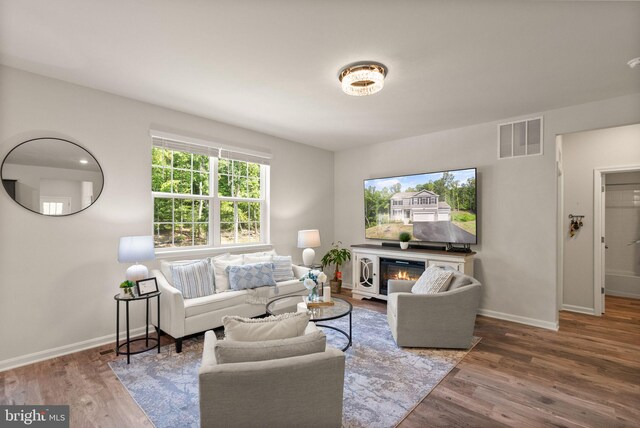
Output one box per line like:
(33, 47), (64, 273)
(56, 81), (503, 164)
(114, 291), (161, 364)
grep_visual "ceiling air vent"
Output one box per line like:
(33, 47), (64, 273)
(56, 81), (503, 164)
(498, 117), (543, 159)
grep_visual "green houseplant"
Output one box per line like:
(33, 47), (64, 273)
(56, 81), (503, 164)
(320, 241), (352, 294)
(399, 231), (411, 249)
(119, 280), (136, 298)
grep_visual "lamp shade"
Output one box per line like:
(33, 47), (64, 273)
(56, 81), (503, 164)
(297, 229), (321, 248)
(118, 236), (156, 263)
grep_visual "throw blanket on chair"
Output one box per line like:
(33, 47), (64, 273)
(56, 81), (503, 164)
(245, 284), (278, 305)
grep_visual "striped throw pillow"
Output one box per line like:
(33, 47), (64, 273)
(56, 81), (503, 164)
(273, 255), (295, 282)
(411, 265), (454, 294)
(170, 258), (214, 299)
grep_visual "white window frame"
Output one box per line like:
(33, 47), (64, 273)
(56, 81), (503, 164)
(151, 132), (271, 254)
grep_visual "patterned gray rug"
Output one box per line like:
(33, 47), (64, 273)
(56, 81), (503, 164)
(109, 307), (479, 428)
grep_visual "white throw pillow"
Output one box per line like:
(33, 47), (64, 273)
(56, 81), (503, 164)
(160, 259), (201, 286)
(272, 255), (295, 282)
(243, 253), (274, 264)
(170, 258), (214, 299)
(222, 312), (310, 341)
(411, 265), (454, 294)
(212, 254), (243, 292)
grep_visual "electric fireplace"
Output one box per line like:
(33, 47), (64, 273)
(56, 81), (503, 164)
(379, 257), (425, 295)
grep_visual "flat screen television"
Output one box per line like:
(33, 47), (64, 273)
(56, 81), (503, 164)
(364, 167), (477, 245)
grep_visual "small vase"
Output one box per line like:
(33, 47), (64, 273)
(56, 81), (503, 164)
(400, 242), (409, 250)
(308, 285), (318, 302)
(121, 287), (135, 298)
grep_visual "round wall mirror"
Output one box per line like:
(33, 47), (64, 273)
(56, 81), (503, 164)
(1, 137), (104, 216)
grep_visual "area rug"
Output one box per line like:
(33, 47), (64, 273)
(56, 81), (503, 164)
(109, 307), (480, 428)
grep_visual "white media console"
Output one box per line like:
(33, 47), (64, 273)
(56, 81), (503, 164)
(351, 244), (475, 301)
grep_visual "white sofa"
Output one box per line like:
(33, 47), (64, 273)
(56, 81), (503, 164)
(150, 259), (309, 352)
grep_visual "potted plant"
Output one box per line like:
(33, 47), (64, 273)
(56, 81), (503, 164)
(399, 232), (411, 249)
(320, 241), (352, 294)
(120, 280), (136, 298)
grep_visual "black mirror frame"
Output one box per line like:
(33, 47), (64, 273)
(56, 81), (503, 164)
(1, 137), (105, 217)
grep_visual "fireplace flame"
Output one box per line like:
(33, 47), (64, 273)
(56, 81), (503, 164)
(395, 270), (418, 281)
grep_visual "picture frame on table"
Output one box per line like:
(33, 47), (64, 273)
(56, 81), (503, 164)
(135, 277), (159, 296)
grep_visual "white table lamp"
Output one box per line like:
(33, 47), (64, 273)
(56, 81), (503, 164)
(118, 236), (156, 282)
(297, 229), (321, 266)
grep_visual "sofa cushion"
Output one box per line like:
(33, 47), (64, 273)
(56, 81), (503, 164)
(411, 265), (454, 294)
(170, 259), (215, 299)
(227, 262), (277, 290)
(184, 290), (249, 318)
(223, 311), (310, 341)
(214, 330), (326, 364)
(273, 255), (295, 282)
(212, 253), (244, 292)
(446, 271), (473, 291)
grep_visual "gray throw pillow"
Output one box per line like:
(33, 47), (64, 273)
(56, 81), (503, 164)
(214, 330), (326, 364)
(223, 312), (310, 341)
(447, 272), (473, 291)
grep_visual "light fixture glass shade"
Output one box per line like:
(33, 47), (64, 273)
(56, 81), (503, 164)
(339, 64), (386, 96)
(118, 236), (156, 263)
(297, 229), (321, 248)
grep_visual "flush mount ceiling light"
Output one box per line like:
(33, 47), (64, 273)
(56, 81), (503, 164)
(628, 57), (640, 69)
(338, 62), (387, 96)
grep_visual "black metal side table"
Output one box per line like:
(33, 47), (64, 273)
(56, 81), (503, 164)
(114, 291), (161, 364)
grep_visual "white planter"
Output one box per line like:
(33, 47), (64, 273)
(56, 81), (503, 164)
(400, 242), (409, 250)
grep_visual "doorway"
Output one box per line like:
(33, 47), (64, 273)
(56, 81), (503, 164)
(557, 123), (640, 317)
(594, 168), (640, 315)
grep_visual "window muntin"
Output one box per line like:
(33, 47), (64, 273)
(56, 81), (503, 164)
(152, 146), (267, 249)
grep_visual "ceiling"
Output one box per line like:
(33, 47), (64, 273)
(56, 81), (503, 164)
(1, 1), (639, 152)
(4, 138), (101, 171)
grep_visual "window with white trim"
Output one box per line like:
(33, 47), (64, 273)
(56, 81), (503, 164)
(151, 136), (269, 249)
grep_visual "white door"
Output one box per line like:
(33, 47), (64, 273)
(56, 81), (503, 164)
(40, 196), (71, 215)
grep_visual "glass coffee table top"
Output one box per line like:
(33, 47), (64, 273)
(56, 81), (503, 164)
(266, 295), (353, 351)
(266, 295), (352, 321)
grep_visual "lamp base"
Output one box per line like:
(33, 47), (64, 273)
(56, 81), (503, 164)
(302, 248), (316, 267)
(126, 264), (149, 283)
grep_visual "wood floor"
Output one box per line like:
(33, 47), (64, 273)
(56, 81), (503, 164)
(1, 295), (638, 427)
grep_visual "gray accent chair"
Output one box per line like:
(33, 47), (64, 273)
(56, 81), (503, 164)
(387, 270), (481, 349)
(199, 330), (346, 428)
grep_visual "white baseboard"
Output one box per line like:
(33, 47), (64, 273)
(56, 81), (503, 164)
(561, 304), (596, 315)
(0, 326), (150, 372)
(478, 308), (559, 331)
(605, 290), (640, 299)
(341, 283), (353, 289)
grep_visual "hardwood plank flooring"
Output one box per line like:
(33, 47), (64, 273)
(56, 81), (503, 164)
(1, 295), (638, 427)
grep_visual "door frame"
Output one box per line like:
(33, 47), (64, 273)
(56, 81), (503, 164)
(593, 164), (640, 316)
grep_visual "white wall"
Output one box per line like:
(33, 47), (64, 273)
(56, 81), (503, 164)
(0, 66), (334, 368)
(562, 124), (640, 310)
(335, 94), (640, 329)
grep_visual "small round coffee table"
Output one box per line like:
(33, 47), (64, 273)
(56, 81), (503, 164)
(266, 296), (353, 351)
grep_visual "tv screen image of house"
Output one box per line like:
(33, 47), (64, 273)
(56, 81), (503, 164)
(364, 168), (477, 244)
